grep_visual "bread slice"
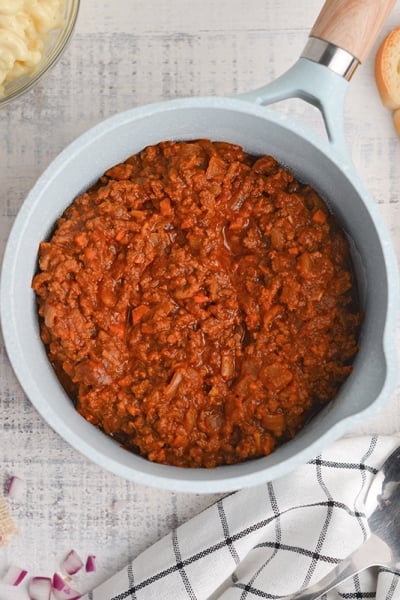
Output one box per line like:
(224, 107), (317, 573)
(375, 27), (400, 110)
(394, 108), (400, 136)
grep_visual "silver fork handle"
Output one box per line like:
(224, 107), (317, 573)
(286, 534), (392, 600)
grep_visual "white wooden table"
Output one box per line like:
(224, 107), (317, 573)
(0, 1), (399, 597)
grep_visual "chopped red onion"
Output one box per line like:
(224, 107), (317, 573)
(1, 564), (28, 586)
(52, 573), (81, 599)
(5, 476), (25, 501)
(52, 573), (65, 592)
(28, 577), (52, 600)
(61, 549), (83, 575)
(85, 555), (96, 573)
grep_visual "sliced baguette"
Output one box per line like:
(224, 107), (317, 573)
(375, 26), (400, 110)
(394, 108), (400, 136)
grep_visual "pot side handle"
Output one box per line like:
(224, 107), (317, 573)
(311, 0), (397, 64)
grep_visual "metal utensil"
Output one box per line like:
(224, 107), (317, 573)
(286, 446), (400, 599)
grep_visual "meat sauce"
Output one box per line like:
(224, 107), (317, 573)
(32, 140), (362, 468)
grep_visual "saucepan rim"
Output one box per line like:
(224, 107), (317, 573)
(1, 95), (398, 492)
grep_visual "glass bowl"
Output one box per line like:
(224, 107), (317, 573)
(0, 0), (80, 107)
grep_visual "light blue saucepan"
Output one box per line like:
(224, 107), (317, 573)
(1, 0), (399, 492)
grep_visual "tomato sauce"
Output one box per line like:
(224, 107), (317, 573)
(32, 140), (362, 468)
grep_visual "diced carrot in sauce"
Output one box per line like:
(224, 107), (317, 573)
(193, 294), (209, 304)
(74, 233), (88, 247)
(312, 208), (327, 224)
(132, 305), (150, 325)
(115, 230), (126, 242)
(159, 198), (173, 216)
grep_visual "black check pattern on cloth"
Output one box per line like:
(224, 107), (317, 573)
(82, 436), (400, 600)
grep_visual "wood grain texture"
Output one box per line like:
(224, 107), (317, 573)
(0, 1), (399, 597)
(0, 494), (17, 546)
(311, 0), (397, 62)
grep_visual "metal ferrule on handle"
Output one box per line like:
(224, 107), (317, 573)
(301, 37), (360, 81)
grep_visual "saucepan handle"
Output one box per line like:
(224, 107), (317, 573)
(239, 0), (396, 155)
(311, 0), (396, 64)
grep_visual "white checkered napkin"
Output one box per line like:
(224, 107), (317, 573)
(83, 436), (400, 600)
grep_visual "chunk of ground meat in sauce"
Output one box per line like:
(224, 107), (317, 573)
(32, 139), (362, 468)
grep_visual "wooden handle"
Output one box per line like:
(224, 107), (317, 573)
(311, 0), (397, 63)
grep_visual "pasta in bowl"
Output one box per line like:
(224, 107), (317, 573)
(0, 0), (79, 106)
